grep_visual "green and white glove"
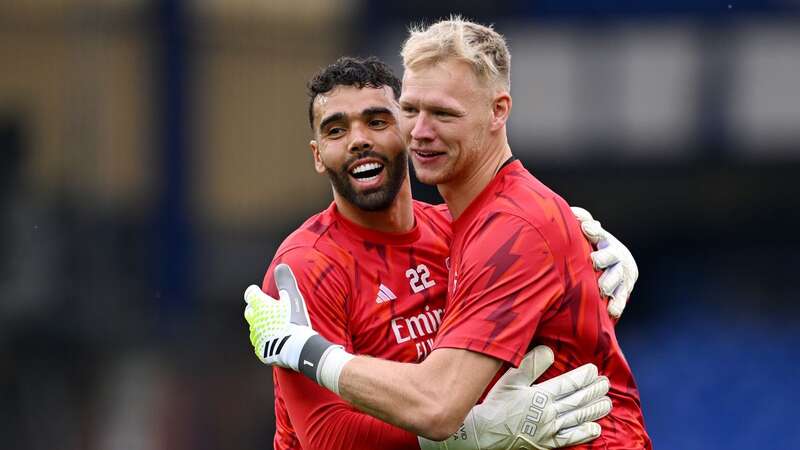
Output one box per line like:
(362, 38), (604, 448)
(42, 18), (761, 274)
(244, 264), (354, 393)
(571, 206), (639, 319)
(419, 346), (611, 450)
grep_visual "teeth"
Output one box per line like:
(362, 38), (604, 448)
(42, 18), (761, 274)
(352, 162), (382, 174)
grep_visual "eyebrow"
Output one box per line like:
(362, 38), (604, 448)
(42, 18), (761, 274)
(399, 98), (464, 115)
(433, 105), (464, 116)
(362, 107), (393, 117)
(318, 112), (346, 133)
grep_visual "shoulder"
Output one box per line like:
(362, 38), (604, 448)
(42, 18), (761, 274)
(489, 165), (575, 239)
(266, 209), (353, 290)
(273, 207), (354, 264)
(458, 196), (563, 263)
(486, 165), (585, 264)
(264, 242), (352, 302)
(462, 210), (547, 249)
(275, 209), (333, 255)
(479, 206), (563, 239)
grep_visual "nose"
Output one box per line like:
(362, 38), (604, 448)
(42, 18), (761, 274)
(409, 112), (434, 142)
(349, 124), (372, 152)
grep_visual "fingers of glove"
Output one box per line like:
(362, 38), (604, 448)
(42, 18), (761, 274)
(244, 302), (255, 323)
(607, 285), (629, 319)
(244, 302), (273, 329)
(580, 219), (607, 244)
(552, 376), (610, 416)
(555, 397), (612, 433)
(274, 264), (311, 326)
(494, 345), (554, 390)
(570, 206), (594, 223)
(625, 252), (640, 281)
(590, 246), (620, 269)
(598, 263), (624, 297)
(539, 363), (599, 397)
(553, 422), (602, 448)
(244, 295), (271, 324)
(244, 284), (266, 305)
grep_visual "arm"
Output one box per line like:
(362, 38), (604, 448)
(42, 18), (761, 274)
(339, 348), (502, 440)
(247, 264), (612, 448)
(246, 216), (560, 440)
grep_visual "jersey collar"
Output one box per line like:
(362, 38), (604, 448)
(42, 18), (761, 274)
(331, 203), (422, 245)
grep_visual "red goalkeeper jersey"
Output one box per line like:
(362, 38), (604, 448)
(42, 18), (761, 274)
(263, 201), (452, 450)
(434, 160), (651, 449)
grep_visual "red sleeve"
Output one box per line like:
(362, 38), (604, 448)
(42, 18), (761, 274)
(276, 369), (420, 450)
(264, 247), (420, 450)
(434, 213), (565, 367)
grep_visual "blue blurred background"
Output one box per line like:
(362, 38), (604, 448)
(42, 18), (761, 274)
(1, 1), (799, 449)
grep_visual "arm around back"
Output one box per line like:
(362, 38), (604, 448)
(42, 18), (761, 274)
(339, 347), (503, 441)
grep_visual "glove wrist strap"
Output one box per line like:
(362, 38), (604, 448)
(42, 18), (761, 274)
(317, 345), (354, 395)
(298, 334), (335, 380)
(297, 335), (354, 394)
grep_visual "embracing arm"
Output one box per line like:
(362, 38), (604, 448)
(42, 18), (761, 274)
(246, 217), (556, 441)
(247, 266), (610, 449)
(245, 209), (625, 446)
(339, 348), (502, 441)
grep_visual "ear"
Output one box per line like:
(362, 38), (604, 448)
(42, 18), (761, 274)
(490, 92), (512, 132)
(310, 140), (325, 174)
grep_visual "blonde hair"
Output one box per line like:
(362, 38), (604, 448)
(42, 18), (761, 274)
(401, 16), (511, 91)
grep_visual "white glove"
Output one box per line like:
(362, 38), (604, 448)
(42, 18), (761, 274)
(571, 206), (639, 319)
(419, 346), (612, 450)
(244, 264), (352, 390)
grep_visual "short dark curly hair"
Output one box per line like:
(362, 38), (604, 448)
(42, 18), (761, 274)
(307, 56), (402, 130)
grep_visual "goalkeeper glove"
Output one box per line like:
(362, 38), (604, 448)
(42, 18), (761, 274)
(243, 264), (353, 393)
(418, 345), (611, 450)
(571, 206), (639, 319)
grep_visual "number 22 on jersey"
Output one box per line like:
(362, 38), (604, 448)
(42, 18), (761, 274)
(406, 264), (436, 293)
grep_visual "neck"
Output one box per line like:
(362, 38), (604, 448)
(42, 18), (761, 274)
(333, 178), (415, 233)
(439, 134), (512, 220)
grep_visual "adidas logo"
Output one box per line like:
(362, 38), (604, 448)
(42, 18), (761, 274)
(375, 284), (397, 304)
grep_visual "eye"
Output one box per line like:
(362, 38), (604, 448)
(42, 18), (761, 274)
(433, 110), (453, 118)
(401, 105), (418, 115)
(369, 119), (388, 128)
(326, 127), (346, 138)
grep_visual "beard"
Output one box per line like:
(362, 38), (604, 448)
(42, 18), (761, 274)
(324, 150), (408, 212)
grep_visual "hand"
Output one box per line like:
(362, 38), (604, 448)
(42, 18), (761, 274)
(244, 264), (323, 372)
(419, 346), (612, 450)
(571, 206), (639, 319)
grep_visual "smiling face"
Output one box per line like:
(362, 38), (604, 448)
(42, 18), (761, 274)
(310, 85), (408, 212)
(399, 59), (495, 187)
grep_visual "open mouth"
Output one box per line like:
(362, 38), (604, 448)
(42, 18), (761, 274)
(349, 161), (385, 182)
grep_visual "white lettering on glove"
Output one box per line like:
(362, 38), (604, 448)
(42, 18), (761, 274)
(419, 346), (612, 450)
